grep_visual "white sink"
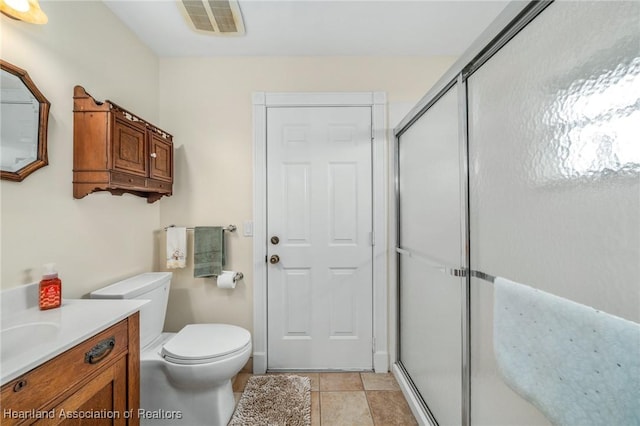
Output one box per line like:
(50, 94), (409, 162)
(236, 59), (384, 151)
(0, 322), (60, 359)
(0, 282), (147, 385)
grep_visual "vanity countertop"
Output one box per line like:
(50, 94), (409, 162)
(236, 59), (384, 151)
(0, 297), (146, 386)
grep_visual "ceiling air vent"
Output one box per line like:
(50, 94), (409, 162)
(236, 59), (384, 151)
(179, 0), (245, 35)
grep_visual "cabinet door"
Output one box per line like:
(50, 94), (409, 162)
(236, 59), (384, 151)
(148, 132), (172, 182)
(36, 357), (128, 426)
(112, 116), (147, 177)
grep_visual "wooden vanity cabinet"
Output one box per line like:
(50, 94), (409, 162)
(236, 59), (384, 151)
(73, 86), (173, 203)
(0, 313), (140, 426)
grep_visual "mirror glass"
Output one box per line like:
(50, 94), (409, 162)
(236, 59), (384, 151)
(0, 60), (50, 181)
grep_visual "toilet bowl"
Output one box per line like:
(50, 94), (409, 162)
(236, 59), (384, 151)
(90, 272), (251, 426)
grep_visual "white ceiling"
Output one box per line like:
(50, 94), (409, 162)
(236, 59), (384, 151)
(103, 0), (510, 57)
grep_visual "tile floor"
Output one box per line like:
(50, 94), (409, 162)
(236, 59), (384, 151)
(232, 371), (418, 425)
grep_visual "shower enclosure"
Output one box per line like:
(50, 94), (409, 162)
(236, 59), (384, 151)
(394, 1), (640, 425)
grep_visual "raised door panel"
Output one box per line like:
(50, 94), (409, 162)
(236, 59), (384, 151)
(328, 268), (358, 337)
(328, 163), (358, 246)
(282, 268), (312, 337)
(148, 132), (173, 182)
(112, 116), (147, 177)
(282, 163), (311, 246)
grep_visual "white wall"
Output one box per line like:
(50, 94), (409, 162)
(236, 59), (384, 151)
(157, 56), (456, 333)
(0, 2), (161, 296)
(0, 2), (455, 338)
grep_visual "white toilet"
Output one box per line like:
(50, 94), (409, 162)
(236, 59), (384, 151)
(90, 272), (251, 426)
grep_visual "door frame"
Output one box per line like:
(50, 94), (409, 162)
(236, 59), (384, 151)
(252, 92), (388, 373)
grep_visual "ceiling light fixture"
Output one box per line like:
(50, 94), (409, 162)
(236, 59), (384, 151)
(0, 0), (48, 24)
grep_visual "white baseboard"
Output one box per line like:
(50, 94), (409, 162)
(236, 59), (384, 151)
(374, 351), (389, 373)
(253, 352), (267, 374)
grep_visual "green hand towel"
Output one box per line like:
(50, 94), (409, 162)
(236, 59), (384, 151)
(194, 226), (224, 278)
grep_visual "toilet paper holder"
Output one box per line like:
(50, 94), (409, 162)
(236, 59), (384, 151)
(217, 271), (243, 282)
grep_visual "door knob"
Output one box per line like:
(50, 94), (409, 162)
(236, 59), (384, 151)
(269, 255), (280, 264)
(270, 236), (280, 245)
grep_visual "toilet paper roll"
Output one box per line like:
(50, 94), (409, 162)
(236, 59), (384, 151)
(217, 271), (237, 289)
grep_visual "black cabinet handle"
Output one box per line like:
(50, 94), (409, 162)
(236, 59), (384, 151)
(85, 336), (115, 364)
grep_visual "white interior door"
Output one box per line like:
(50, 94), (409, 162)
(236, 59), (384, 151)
(267, 106), (373, 370)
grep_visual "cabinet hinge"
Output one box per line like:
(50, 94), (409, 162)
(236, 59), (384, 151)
(369, 231), (375, 246)
(372, 337), (376, 353)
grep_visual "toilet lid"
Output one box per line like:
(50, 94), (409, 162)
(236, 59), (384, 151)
(161, 324), (251, 363)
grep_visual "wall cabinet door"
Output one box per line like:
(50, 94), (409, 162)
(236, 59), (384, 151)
(113, 116), (147, 177)
(149, 132), (172, 182)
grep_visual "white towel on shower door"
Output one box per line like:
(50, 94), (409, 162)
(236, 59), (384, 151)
(166, 227), (186, 269)
(493, 276), (640, 426)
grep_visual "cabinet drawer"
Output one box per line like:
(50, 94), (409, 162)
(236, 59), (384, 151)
(146, 179), (171, 193)
(1, 320), (129, 419)
(111, 172), (146, 188)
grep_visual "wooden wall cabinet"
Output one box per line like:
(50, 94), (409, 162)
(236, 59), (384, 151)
(73, 86), (173, 203)
(0, 313), (140, 426)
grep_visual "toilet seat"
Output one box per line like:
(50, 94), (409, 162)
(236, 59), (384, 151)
(161, 324), (251, 365)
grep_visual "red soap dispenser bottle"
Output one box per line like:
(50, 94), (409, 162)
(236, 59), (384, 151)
(39, 263), (62, 310)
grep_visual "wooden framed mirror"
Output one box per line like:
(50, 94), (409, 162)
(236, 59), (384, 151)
(1, 60), (50, 181)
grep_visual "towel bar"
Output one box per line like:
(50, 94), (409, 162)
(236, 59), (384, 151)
(471, 270), (496, 283)
(395, 247), (496, 283)
(164, 224), (237, 232)
(395, 246), (467, 278)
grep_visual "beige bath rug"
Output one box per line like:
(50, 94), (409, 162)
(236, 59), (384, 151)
(229, 375), (311, 426)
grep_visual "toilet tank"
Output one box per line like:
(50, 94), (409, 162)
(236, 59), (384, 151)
(90, 272), (172, 349)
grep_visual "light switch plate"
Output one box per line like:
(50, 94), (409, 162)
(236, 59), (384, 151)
(243, 221), (253, 237)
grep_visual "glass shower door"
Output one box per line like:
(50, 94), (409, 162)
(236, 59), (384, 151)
(467, 1), (640, 424)
(397, 85), (465, 426)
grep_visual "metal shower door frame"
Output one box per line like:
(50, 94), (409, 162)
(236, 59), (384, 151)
(393, 1), (554, 425)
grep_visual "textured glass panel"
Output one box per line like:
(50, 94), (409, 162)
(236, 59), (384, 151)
(400, 255), (462, 426)
(399, 86), (461, 265)
(468, 2), (640, 425)
(398, 84), (462, 425)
